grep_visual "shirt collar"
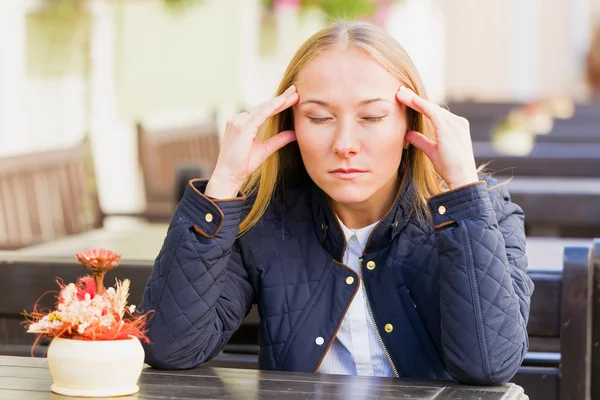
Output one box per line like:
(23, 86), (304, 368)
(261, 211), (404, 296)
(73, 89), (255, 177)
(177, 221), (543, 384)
(337, 218), (380, 250)
(311, 174), (418, 261)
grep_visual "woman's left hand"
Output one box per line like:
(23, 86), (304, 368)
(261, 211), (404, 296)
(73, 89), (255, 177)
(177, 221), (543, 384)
(396, 86), (480, 190)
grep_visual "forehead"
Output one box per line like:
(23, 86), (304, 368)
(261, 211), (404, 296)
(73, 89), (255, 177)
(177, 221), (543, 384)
(295, 47), (399, 99)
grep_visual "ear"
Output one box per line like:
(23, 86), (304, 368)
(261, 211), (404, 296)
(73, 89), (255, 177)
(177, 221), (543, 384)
(403, 141), (409, 150)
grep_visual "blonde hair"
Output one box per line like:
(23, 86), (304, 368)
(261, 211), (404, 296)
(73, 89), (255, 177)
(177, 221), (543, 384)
(239, 20), (445, 234)
(587, 23), (600, 96)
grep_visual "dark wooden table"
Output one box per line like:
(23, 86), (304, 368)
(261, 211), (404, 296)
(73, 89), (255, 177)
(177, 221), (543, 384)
(0, 355), (527, 399)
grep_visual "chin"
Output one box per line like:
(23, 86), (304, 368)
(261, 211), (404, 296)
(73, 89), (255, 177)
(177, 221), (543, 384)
(320, 184), (375, 206)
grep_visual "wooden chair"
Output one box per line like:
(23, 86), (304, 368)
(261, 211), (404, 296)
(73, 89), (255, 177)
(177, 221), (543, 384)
(136, 120), (220, 221)
(0, 140), (102, 250)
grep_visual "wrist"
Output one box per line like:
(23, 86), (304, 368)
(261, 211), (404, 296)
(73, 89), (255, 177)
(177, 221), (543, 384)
(206, 172), (244, 199)
(447, 172), (480, 190)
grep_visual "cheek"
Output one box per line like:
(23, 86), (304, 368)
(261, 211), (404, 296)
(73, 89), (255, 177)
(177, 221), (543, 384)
(361, 126), (405, 167)
(365, 122), (405, 151)
(294, 121), (329, 158)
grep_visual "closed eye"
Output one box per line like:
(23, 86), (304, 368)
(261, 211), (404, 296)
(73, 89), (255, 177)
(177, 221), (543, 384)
(362, 116), (387, 122)
(308, 117), (332, 124)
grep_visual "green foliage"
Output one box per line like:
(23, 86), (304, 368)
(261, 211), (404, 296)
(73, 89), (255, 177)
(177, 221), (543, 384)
(163, 0), (203, 7)
(303, 0), (376, 19)
(26, 2), (91, 78)
(261, 0), (377, 20)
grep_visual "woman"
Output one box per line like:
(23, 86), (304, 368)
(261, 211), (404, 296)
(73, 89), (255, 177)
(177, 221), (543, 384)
(587, 23), (600, 101)
(140, 21), (533, 386)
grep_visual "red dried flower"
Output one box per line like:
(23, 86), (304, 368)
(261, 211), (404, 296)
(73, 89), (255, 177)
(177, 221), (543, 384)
(76, 248), (121, 272)
(75, 249), (122, 295)
(75, 276), (96, 301)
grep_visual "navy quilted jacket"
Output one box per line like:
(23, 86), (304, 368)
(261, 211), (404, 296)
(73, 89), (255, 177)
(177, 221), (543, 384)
(140, 177), (533, 386)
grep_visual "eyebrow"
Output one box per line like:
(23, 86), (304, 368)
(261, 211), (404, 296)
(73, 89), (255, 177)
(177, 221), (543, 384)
(299, 98), (392, 106)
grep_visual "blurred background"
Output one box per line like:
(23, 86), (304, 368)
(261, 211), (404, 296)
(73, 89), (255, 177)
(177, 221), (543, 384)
(2, 3), (600, 399)
(1, 0), (600, 240)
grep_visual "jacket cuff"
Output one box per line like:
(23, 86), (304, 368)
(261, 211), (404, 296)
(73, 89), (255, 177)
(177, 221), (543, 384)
(428, 181), (492, 229)
(178, 179), (247, 238)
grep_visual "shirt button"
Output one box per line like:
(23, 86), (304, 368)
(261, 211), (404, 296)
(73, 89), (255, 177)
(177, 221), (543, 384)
(345, 276), (355, 285)
(205, 213), (214, 222)
(438, 206), (447, 215)
(315, 337), (324, 346)
(366, 261), (376, 270)
(384, 323), (393, 333)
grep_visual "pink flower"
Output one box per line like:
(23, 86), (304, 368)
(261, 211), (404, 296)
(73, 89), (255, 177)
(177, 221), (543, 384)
(76, 249), (121, 273)
(76, 249), (122, 295)
(24, 247), (151, 346)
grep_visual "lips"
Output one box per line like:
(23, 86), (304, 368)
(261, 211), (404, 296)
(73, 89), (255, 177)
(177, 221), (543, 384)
(328, 168), (368, 179)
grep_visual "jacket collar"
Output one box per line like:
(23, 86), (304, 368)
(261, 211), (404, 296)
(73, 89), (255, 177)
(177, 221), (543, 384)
(311, 175), (418, 261)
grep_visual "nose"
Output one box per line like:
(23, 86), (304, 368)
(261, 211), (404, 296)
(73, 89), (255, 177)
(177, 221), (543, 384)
(332, 121), (359, 157)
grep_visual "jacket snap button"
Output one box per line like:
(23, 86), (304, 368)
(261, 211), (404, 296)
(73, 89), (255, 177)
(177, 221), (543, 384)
(315, 337), (324, 346)
(345, 276), (355, 285)
(384, 323), (393, 333)
(438, 206), (447, 215)
(205, 213), (214, 222)
(366, 261), (376, 270)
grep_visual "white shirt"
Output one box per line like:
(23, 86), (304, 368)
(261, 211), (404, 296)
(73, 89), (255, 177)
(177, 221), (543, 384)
(317, 219), (395, 377)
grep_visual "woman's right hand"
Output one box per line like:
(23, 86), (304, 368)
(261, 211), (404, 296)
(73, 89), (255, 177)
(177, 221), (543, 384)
(205, 85), (299, 199)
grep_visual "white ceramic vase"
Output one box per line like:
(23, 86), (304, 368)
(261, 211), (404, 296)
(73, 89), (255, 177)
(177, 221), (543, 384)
(46, 336), (145, 397)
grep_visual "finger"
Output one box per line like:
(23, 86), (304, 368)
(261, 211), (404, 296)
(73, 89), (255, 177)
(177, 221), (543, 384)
(249, 92), (299, 129)
(405, 130), (437, 160)
(396, 87), (448, 131)
(257, 130), (297, 163)
(247, 85), (297, 122)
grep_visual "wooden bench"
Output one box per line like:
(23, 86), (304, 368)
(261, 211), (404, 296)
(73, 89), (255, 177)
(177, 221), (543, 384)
(136, 120), (220, 221)
(474, 142), (600, 179)
(0, 141), (102, 250)
(447, 101), (600, 145)
(511, 240), (598, 400)
(446, 102), (600, 237)
(591, 239), (600, 400)
(446, 101), (600, 179)
(501, 177), (600, 238)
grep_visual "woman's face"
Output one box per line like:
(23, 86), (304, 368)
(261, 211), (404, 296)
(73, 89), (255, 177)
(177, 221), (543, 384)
(293, 47), (407, 208)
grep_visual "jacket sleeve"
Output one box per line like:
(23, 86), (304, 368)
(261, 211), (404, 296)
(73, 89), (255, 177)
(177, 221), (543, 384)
(139, 179), (254, 370)
(428, 179), (534, 385)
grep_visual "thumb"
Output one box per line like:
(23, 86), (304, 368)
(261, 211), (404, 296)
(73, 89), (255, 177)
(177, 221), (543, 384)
(259, 130), (297, 160)
(405, 130), (437, 160)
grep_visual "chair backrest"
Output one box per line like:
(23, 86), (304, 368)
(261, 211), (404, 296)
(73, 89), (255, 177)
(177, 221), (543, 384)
(590, 239), (600, 400)
(514, 242), (595, 400)
(136, 120), (220, 217)
(0, 140), (102, 250)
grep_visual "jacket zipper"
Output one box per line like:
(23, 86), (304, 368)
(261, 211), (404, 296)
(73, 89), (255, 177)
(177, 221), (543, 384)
(313, 260), (359, 373)
(359, 258), (400, 377)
